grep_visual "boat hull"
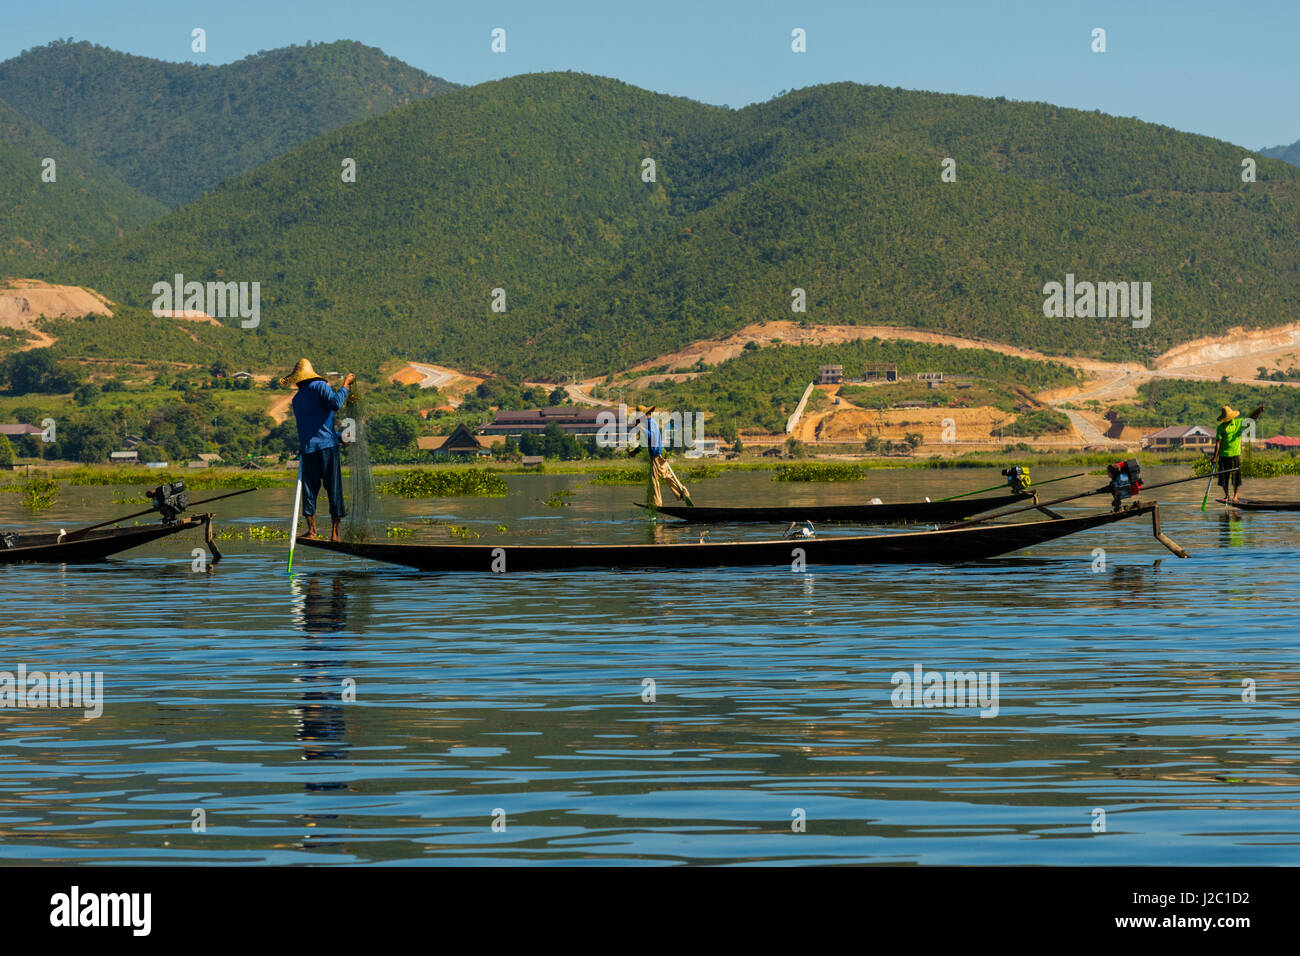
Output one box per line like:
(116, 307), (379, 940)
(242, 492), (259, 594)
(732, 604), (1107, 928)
(642, 491), (1035, 524)
(0, 516), (209, 564)
(299, 504), (1155, 572)
(1223, 499), (1300, 511)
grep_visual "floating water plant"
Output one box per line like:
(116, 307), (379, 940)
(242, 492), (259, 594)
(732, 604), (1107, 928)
(249, 525), (290, 541)
(542, 489), (575, 508)
(4, 477), (61, 512)
(381, 469), (508, 498)
(773, 463), (865, 482)
(590, 467), (647, 486)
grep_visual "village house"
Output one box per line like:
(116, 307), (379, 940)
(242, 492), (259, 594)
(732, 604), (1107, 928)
(418, 424), (491, 459)
(861, 363), (898, 383)
(1147, 425), (1214, 451)
(0, 424), (43, 438)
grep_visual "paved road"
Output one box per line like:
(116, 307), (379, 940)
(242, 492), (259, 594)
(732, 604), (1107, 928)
(1059, 408), (1125, 447)
(407, 363), (457, 389)
(564, 381), (618, 407)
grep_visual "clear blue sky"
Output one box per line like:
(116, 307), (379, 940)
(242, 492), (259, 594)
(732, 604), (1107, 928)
(5, 0), (1296, 149)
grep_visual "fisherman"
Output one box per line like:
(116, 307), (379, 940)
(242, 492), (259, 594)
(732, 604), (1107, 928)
(629, 405), (693, 509)
(1213, 403), (1265, 504)
(281, 358), (354, 541)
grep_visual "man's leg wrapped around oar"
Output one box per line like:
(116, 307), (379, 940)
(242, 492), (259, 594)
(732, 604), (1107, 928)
(651, 453), (691, 507)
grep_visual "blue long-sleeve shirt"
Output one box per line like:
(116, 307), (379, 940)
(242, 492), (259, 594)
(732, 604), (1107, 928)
(291, 379), (348, 453)
(645, 417), (664, 457)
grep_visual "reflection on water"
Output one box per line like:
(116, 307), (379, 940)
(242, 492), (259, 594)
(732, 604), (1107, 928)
(290, 573), (354, 855)
(292, 573), (351, 778)
(1102, 560), (1162, 604)
(1216, 511), (1247, 549)
(0, 469), (1298, 865)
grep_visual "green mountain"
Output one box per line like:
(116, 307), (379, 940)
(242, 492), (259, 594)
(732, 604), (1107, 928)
(55, 73), (1300, 377)
(0, 94), (166, 278)
(0, 39), (459, 206)
(1260, 138), (1300, 167)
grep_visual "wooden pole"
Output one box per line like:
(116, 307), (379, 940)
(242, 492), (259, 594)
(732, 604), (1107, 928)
(940, 471), (1234, 530)
(1201, 438), (1221, 512)
(1151, 503), (1188, 558)
(937, 471), (1084, 502)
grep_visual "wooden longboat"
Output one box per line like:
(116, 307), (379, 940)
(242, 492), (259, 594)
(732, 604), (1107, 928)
(0, 514), (216, 565)
(298, 502), (1176, 573)
(639, 491), (1035, 524)
(1221, 498), (1300, 511)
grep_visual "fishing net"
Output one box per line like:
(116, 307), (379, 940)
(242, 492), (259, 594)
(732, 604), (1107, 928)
(342, 388), (375, 543)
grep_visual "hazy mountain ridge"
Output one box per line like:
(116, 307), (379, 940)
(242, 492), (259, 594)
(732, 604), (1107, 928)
(0, 38), (460, 206)
(1260, 138), (1300, 167)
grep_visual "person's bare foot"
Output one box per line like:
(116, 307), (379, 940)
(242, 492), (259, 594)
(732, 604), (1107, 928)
(331, 519), (342, 543)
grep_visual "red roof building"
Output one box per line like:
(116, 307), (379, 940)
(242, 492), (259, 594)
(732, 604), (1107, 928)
(1263, 435), (1300, 451)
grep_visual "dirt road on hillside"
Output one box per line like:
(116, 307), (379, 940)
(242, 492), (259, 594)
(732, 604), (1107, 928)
(267, 393), (293, 424)
(567, 382), (617, 407)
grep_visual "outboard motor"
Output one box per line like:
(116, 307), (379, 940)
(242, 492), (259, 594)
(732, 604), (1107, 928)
(145, 481), (190, 523)
(1002, 466), (1031, 492)
(1107, 460), (1143, 509)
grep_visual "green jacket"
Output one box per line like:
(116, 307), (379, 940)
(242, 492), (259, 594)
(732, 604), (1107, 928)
(1216, 405), (1265, 457)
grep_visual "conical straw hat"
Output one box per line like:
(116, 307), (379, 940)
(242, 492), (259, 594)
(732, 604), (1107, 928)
(280, 358), (326, 388)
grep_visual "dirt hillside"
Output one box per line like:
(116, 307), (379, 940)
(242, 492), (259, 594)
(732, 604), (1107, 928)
(0, 279), (113, 349)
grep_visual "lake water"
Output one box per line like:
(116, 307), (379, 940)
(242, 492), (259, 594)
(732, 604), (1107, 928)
(2, 466), (1298, 865)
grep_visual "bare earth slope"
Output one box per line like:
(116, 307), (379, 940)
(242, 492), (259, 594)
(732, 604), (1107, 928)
(0, 279), (113, 349)
(584, 320), (1300, 448)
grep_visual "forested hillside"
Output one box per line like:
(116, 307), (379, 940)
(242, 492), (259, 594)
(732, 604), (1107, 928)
(56, 73), (723, 371)
(0, 39), (459, 206)
(1119, 380), (1300, 432)
(54, 73), (1300, 377)
(0, 95), (165, 277)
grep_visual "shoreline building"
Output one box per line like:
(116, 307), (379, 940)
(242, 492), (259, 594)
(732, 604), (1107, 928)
(1263, 435), (1300, 452)
(479, 407), (607, 438)
(1147, 425), (1214, 452)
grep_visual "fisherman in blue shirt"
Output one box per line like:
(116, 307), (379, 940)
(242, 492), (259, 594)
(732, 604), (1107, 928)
(280, 358), (354, 541)
(629, 405), (692, 509)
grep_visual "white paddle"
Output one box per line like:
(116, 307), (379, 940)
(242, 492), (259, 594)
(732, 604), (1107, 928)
(286, 458), (304, 573)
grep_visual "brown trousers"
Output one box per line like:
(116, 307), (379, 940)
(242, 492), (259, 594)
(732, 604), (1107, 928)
(648, 454), (689, 507)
